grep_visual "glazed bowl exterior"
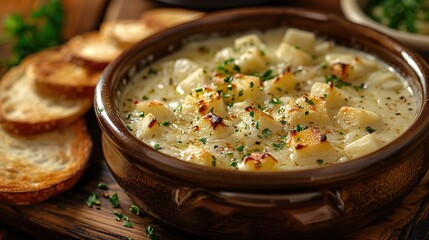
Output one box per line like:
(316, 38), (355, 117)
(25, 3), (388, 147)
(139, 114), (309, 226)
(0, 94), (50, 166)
(94, 7), (429, 239)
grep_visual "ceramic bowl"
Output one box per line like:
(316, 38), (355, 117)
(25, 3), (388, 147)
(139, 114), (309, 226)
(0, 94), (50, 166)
(94, 7), (429, 239)
(341, 0), (429, 52)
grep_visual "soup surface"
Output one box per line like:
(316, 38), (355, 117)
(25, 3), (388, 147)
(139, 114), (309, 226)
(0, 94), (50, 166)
(120, 28), (417, 171)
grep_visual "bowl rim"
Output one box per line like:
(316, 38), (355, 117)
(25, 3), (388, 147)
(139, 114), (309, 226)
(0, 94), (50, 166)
(95, 7), (429, 191)
(340, 0), (429, 51)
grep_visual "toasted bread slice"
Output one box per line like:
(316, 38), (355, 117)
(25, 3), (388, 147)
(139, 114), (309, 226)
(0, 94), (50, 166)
(63, 31), (122, 71)
(100, 19), (156, 48)
(141, 8), (204, 30)
(0, 119), (92, 205)
(0, 51), (92, 135)
(32, 54), (101, 98)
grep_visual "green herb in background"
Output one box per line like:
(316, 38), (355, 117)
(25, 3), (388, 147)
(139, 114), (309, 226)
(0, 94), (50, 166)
(364, 0), (429, 34)
(3, 0), (63, 67)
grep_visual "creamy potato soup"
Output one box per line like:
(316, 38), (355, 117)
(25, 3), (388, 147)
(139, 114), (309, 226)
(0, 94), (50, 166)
(120, 28), (417, 171)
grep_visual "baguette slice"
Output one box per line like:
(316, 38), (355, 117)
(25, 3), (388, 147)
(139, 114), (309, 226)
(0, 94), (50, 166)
(63, 31), (122, 71)
(0, 51), (92, 135)
(0, 119), (92, 205)
(100, 19), (156, 49)
(141, 8), (204, 30)
(32, 54), (101, 98)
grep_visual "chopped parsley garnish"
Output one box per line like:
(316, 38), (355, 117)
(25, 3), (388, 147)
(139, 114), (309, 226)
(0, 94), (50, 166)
(250, 111), (254, 118)
(304, 97), (315, 105)
(195, 88), (203, 93)
(260, 69), (277, 81)
(223, 76), (232, 83)
(217, 58), (235, 73)
(325, 74), (351, 88)
(142, 95), (149, 100)
(229, 160), (238, 169)
(255, 121), (260, 129)
(146, 226), (160, 240)
(250, 82), (254, 88)
(365, 126), (376, 134)
(199, 138), (207, 144)
(126, 126), (133, 132)
(129, 204), (141, 215)
(280, 120), (287, 125)
(97, 107), (104, 113)
(353, 84), (365, 91)
(304, 111), (309, 116)
(109, 193), (120, 208)
(296, 124), (305, 132)
(262, 128), (272, 137)
(161, 121), (171, 126)
(269, 98), (281, 104)
(238, 89), (244, 97)
(233, 64), (241, 72)
(316, 159), (324, 165)
(236, 145), (245, 152)
(85, 192), (101, 208)
(97, 182), (108, 190)
(321, 62), (328, 69)
(272, 142), (285, 151)
(114, 210), (125, 221)
(123, 221), (133, 228)
(153, 143), (161, 150)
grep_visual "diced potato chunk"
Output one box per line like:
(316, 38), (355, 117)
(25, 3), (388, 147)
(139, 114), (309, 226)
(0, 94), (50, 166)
(184, 145), (218, 167)
(234, 34), (264, 49)
(287, 96), (330, 127)
(176, 68), (209, 95)
(335, 106), (380, 128)
(288, 127), (339, 166)
(239, 152), (278, 171)
(283, 28), (316, 54)
(266, 70), (297, 96)
(366, 72), (404, 91)
(276, 42), (312, 67)
(244, 105), (284, 133)
(134, 113), (161, 139)
(196, 112), (233, 139)
(310, 82), (345, 108)
(344, 134), (383, 159)
(230, 75), (266, 104)
(325, 54), (378, 81)
(135, 101), (175, 122)
(182, 87), (229, 118)
(236, 47), (267, 74)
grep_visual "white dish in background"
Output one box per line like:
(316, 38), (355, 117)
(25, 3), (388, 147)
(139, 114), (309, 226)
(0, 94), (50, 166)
(341, 0), (429, 52)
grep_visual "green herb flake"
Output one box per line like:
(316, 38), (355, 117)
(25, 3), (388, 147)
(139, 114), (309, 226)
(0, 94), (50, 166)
(325, 74), (351, 88)
(142, 95), (149, 100)
(109, 193), (120, 208)
(126, 126), (133, 132)
(238, 89), (244, 97)
(236, 145), (245, 152)
(85, 192), (101, 208)
(153, 143), (161, 150)
(161, 121), (171, 126)
(97, 182), (108, 190)
(262, 128), (272, 137)
(269, 98), (281, 104)
(272, 142), (285, 151)
(229, 160), (238, 169)
(114, 210), (124, 221)
(365, 126), (376, 134)
(304, 111), (309, 116)
(195, 88), (203, 93)
(250, 111), (254, 118)
(304, 97), (315, 105)
(296, 124), (304, 132)
(148, 68), (157, 75)
(146, 226), (160, 240)
(129, 204), (140, 215)
(255, 121), (260, 129)
(123, 221), (133, 228)
(316, 159), (324, 165)
(199, 138), (207, 144)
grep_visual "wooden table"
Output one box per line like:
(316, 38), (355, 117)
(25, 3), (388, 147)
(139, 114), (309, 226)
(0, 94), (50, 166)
(2, 1), (429, 239)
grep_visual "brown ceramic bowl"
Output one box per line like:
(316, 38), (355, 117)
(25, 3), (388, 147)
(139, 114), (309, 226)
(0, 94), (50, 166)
(94, 7), (429, 239)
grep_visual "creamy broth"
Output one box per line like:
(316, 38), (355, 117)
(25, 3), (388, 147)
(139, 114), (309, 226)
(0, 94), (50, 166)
(119, 28), (417, 171)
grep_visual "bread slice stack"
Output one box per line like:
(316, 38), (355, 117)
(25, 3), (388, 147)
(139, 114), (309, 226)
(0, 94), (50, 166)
(0, 8), (204, 205)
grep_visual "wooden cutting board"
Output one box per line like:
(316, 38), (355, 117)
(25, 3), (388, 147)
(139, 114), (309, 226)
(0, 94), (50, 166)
(1, 112), (429, 240)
